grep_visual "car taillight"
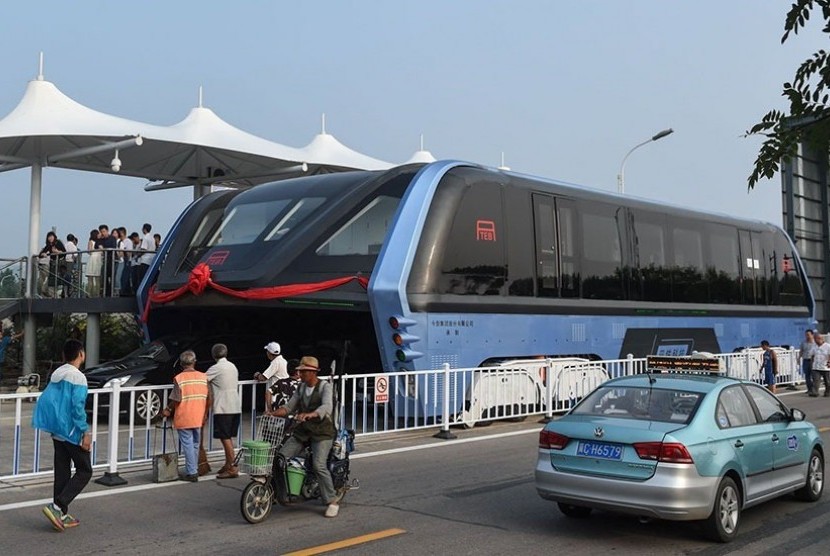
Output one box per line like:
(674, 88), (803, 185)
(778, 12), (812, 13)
(633, 442), (694, 464)
(539, 430), (569, 450)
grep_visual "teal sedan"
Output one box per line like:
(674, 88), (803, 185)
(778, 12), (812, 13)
(535, 372), (824, 542)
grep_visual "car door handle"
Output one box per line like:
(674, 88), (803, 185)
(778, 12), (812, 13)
(734, 440), (744, 448)
(771, 434), (779, 443)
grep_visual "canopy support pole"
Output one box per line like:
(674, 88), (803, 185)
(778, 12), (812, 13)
(85, 313), (100, 367)
(22, 161), (42, 374)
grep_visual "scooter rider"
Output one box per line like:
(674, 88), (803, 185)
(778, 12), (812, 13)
(272, 356), (343, 518)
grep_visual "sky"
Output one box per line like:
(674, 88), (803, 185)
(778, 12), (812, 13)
(0, 1), (825, 256)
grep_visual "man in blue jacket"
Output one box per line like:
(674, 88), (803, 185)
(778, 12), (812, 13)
(32, 339), (92, 531)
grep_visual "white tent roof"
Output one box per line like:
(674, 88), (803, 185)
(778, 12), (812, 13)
(300, 132), (392, 172)
(0, 77), (395, 188)
(403, 149), (437, 164)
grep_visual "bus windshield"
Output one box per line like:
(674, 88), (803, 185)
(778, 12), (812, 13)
(205, 196), (326, 247)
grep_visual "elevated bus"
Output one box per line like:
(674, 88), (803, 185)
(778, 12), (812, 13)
(138, 161), (814, 416)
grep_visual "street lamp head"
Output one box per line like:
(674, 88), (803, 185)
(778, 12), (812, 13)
(652, 128), (674, 141)
(618, 127), (675, 195)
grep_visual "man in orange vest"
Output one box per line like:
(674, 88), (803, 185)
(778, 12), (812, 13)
(162, 350), (210, 482)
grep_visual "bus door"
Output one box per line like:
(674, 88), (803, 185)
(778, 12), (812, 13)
(739, 230), (767, 304)
(532, 194), (578, 297)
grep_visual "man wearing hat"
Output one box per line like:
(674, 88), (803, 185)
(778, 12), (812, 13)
(273, 356), (343, 518)
(255, 341), (288, 391)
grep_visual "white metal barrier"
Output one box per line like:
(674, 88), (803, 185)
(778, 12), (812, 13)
(0, 349), (806, 481)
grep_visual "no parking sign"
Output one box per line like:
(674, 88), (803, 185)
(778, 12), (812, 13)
(374, 374), (389, 404)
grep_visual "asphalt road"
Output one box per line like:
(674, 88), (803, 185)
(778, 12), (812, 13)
(2, 390), (830, 555)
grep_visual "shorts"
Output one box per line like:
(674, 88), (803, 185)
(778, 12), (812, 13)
(212, 413), (240, 440)
(764, 368), (776, 386)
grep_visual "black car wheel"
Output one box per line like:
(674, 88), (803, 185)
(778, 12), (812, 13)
(557, 502), (592, 518)
(795, 448), (824, 502)
(135, 385), (162, 423)
(703, 476), (740, 542)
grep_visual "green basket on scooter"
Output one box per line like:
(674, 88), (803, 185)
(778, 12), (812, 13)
(286, 458), (306, 496)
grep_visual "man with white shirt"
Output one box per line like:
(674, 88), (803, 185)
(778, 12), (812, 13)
(810, 333), (830, 397)
(135, 223), (155, 286)
(206, 343), (241, 479)
(255, 341), (288, 408)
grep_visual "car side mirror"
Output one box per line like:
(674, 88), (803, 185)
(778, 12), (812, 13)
(791, 408), (806, 422)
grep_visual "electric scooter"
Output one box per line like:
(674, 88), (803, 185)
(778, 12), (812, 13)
(239, 415), (357, 524)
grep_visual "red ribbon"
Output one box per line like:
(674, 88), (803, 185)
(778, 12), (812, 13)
(141, 263), (369, 322)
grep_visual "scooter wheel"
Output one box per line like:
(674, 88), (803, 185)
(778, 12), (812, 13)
(240, 481), (273, 524)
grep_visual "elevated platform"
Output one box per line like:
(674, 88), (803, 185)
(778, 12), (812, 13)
(0, 296), (139, 319)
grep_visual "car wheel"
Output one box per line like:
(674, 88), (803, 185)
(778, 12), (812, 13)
(703, 476), (740, 542)
(795, 448), (824, 502)
(557, 502), (592, 518)
(135, 385), (162, 423)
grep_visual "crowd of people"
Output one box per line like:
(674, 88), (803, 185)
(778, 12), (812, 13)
(32, 337), (343, 533)
(37, 223), (160, 298)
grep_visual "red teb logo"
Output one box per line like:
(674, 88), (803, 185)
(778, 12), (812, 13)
(475, 220), (496, 242)
(782, 257), (793, 273)
(205, 250), (230, 266)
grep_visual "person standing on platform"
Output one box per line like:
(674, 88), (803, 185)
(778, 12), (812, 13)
(127, 232), (141, 294)
(206, 343), (241, 479)
(118, 227), (132, 296)
(97, 225), (117, 296)
(135, 223), (155, 286)
(32, 339), (91, 531)
(64, 234), (78, 283)
(85, 229), (102, 297)
(162, 350), (209, 482)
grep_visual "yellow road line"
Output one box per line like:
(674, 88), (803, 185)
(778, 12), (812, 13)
(282, 528), (406, 556)
(819, 426), (830, 433)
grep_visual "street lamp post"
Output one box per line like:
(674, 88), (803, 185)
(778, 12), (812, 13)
(617, 128), (674, 195)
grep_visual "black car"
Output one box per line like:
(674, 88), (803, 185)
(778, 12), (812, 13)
(84, 334), (267, 422)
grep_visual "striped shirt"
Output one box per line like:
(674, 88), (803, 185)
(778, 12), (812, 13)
(170, 370), (209, 429)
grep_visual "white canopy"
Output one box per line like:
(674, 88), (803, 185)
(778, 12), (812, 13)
(0, 78), (397, 189)
(404, 149), (437, 164)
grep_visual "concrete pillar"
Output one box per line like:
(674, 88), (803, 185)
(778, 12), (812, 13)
(86, 313), (100, 367)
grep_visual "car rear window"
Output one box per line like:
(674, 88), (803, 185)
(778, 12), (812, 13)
(573, 386), (703, 424)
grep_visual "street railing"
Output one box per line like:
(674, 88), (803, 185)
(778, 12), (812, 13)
(0, 348), (806, 481)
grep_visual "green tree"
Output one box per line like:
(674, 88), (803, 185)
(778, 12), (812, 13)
(747, 0), (830, 188)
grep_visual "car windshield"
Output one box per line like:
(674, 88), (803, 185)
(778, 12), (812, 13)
(573, 385), (703, 424)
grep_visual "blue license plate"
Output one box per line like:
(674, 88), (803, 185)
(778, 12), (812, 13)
(576, 441), (623, 460)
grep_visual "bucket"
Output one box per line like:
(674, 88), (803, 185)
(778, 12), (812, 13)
(242, 440), (271, 469)
(286, 467), (305, 496)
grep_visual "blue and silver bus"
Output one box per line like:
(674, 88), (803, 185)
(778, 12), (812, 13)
(140, 161), (813, 375)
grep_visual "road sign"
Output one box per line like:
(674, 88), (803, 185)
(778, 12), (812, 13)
(374, 374), (389, 404)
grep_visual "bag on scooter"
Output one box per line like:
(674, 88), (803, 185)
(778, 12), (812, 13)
(332, 428), (355, 460)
